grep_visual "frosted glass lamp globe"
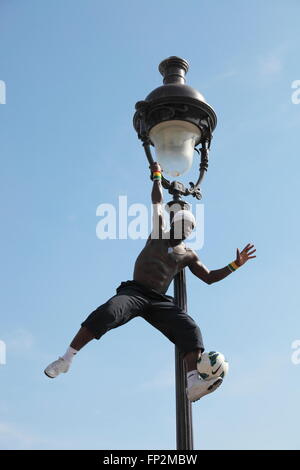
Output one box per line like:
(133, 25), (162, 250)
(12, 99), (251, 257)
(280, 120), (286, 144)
(149, 120), (201, 177)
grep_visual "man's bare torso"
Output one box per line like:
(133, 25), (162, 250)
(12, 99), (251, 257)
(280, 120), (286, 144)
(133, 237), (194, 294)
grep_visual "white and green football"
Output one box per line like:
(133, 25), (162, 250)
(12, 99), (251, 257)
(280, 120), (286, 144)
(197, 351), (229, 380)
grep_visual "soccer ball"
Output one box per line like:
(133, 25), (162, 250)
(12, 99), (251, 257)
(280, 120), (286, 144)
(197, 351), (229, 380)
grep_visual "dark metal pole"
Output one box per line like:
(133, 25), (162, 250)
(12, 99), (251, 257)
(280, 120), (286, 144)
(174, 268), (194, 450)
(167, 197), (194, 450)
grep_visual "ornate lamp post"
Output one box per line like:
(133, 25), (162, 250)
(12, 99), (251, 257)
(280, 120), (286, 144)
(133, 56), (217, 450)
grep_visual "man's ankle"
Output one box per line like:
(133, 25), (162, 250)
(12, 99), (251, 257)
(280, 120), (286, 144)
(186, 369), (199, 388)
(62, 346), (78, 363)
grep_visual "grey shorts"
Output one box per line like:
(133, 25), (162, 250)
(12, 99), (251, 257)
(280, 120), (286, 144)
(81, 280), (204, 355)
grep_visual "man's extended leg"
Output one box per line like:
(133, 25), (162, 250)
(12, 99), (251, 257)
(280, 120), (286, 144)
(44, 288), (149, 379)
(44, 326), (96, 379)
(70, 326), (95, 350)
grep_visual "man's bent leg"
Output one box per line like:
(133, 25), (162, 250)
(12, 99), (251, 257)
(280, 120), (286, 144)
(183, 348), (202, 372)
(183, 346), (223, 403)
(142, 301), (222, 401)
(142, 300), (205, 359)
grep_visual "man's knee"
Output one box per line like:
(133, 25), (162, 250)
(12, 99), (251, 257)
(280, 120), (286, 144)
(82, 301), (118, 331)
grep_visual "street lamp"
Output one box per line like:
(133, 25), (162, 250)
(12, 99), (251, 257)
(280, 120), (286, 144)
(133, 56), (217, 450)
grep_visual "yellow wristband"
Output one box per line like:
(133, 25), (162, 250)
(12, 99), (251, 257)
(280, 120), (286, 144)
(228, 261), (240, 272)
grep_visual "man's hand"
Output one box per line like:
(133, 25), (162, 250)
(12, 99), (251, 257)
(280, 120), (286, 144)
(150, 161), (162, 173)
(235, 243), (256, 267)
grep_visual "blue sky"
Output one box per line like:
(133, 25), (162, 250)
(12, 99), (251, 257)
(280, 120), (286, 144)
(1, 0), (300, 450)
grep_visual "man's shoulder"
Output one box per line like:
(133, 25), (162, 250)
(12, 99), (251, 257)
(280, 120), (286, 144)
(183, 245), (194, 253)
(184, 247), (199, 261)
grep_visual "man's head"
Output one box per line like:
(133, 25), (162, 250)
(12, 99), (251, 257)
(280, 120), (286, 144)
(170, 210), (196, 242)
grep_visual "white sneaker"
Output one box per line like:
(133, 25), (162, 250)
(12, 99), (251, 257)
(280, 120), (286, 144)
(44, 357), (70, 378)
(186, 375), (223, 402)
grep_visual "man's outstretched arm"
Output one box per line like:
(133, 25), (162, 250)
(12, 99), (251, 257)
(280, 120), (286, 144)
(188, 243), (256, 284)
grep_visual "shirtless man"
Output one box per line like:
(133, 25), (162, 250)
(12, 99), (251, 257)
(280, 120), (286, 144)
(44, 162), (256, 402)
